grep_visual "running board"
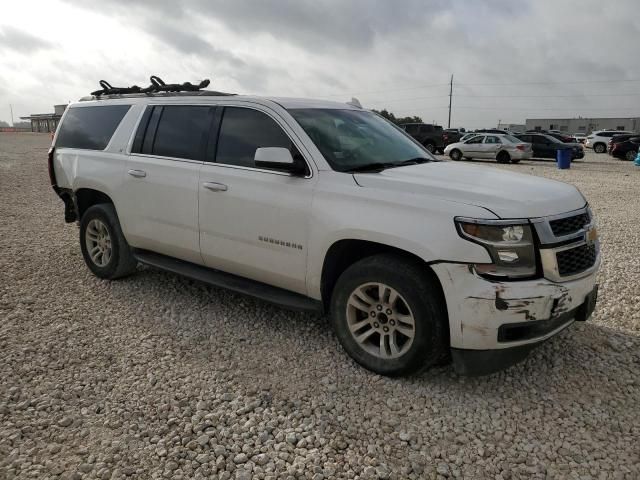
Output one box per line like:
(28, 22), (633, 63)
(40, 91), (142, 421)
(132, 249), (323, 314)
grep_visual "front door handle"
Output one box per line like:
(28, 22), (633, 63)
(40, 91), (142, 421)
(202, 181), (228, 192)
(128, 169), (147, 178)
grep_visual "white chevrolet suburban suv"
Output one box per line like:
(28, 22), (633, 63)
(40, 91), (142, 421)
(49, 81), (600, 376)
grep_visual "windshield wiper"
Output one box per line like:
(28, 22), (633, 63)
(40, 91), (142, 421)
(344, 157), (433, 173)
(393, 157), (433, 166)
(344, 162), (395, 173)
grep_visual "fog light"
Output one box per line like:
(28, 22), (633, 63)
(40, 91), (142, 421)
(497, 250), (519, 263)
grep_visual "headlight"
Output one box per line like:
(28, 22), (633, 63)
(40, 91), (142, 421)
(455, 218), (537, 279)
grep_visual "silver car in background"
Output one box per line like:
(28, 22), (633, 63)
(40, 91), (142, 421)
(444, 133), (533, 164)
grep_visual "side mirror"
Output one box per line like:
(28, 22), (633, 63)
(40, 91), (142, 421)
(254, 147), (306, 175)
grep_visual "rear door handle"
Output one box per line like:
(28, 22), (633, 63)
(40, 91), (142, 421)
(202, 181), (228, 192)
(128, 169), (147, 178)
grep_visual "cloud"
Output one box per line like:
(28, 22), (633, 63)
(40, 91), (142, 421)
(0, 26), (53, 53)
(0, 0), (639, 127)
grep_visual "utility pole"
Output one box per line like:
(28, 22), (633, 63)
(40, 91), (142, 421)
(9, 104), (14, 126)
(447, 74), (453, 128)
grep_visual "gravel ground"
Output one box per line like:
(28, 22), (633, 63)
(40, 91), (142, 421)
(1, 133), (639, 480)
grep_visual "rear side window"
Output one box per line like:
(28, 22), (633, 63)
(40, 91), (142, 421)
(56, 105), (130, 150)
(215, 107), (293, 168)
(132, 105), (212, 161)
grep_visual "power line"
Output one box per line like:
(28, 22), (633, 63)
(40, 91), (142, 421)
(315, 77), (640, 99)
(453, 105), (640, 111)
(316, 82), (450, 98)
(456, 93), (640, 98)
(456, 78), (640, 86)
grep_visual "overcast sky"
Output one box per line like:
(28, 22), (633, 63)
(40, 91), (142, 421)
(1, 0), (639, 128)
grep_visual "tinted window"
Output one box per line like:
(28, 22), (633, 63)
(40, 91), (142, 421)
(216, 107), (293, 168)
(419, 125), (433, 133)
(57, 105), (130, 150)
(152, 106), (211, 160)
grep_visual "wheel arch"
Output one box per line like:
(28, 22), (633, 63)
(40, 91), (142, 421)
(320, 239), (446, 312)
(75, 188), (115, 220)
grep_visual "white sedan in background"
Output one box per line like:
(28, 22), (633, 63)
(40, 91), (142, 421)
(444, 133), (533, 164)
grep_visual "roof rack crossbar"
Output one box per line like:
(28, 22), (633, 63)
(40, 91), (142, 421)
(90, 76), (211, 97)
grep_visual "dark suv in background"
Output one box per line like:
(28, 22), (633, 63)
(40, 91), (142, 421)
(609, 136), (640, 161)
(400, 123), (445, 153)
(516, 133), (584, 160)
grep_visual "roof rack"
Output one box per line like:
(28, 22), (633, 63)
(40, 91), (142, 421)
(82, 75), (236, 101)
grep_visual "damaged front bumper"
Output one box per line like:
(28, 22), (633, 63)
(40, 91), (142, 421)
(432, 262), (600, 375)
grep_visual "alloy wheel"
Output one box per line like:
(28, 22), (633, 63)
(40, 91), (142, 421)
(346, 282), (415, 359)
(85, 219), (112, 267)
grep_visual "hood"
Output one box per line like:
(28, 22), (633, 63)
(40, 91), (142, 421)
(353, 161), (585, 218)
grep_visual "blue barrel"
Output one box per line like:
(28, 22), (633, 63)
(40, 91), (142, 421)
(557, 148), (571, 169)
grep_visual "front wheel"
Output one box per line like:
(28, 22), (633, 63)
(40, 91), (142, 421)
(330, 254), (448, 376)
(80, 204), (138, 280)
(625, 150), (637, 161)
(594, 143), (606, 154)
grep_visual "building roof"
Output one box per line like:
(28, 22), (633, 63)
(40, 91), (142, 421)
(20, 113), (62, 120)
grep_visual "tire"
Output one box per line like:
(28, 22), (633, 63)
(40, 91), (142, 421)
(330, 254), (448, 376)
(449, 149), (462, 161)
(594, 143), (606, 154)
(424, 142), (436, 153)
(625, 150), (637, 161)
(496, 151), (511, 163)
(79, 203), (138, 280)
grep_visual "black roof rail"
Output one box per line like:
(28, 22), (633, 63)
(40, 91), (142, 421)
(87, 75), (233, 98)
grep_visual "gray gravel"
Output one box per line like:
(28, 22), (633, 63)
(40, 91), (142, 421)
(1, 133), (639, 479)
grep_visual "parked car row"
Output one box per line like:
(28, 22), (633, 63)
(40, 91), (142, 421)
(400, 122), (637, 163)
(441, 132), (583, 164)
(585, 130), (637, 153)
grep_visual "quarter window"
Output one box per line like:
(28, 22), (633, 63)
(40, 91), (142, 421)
(216, 107), (295, 169)
(56, 105), (130, 150)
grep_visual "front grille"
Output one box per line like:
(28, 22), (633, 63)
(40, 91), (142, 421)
(549, 212), (590, 236)
(556, 243), (597, 276)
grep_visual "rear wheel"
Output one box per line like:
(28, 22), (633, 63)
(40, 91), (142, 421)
(80, 204), (138, 280)
(496, 151), (511, 163)
(594, 143), (606, 154)
(449, 149), (462, 161)
(424, 142), (436, 153)
(330, 254), (448, 376)
(625, 150), (637, 161)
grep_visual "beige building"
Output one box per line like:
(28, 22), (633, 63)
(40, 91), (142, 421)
(21, 104), (67, 133)
(525, 116), (640, 134)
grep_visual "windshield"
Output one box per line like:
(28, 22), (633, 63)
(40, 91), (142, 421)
(289, 108), (436, 172)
